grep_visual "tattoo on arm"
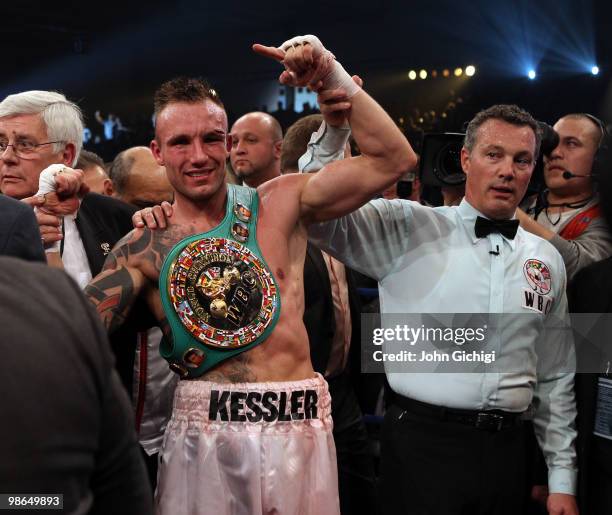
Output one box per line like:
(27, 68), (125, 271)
(149, 225), (196, 273)
(104, 226), (196, 274)
(88, 225), (196, 335)
(85, 267), (136, 334)
(102, 229), (152, 272)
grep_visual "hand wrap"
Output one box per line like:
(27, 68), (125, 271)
(280, 35), (361, 97)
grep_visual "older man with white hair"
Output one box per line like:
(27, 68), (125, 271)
(0, 91), (158, 489)
(0, 90), (135, 286)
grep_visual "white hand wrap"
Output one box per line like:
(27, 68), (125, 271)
(280, 35), (361, 98)
(36, 164), (67, 254)
(36, 164), (67, 196)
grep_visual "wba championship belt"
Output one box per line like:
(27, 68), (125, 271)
(159, 185), (280, 378)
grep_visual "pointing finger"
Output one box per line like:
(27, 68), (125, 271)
(252, 44), (285, 62)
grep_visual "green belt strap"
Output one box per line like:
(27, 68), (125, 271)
(158, 184), (281, 378)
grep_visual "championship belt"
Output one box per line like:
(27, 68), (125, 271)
(159, 185), (281, 378)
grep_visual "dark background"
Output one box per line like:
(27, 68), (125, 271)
(5, 0), (612, 155)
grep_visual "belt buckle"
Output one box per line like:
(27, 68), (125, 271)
(475, 412), (504, 431)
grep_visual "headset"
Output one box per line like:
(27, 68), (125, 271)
(554, 113), (609, 180)
(532, 113), (609, 219)
(581, 113), (609, 175)
(582, 113), (608, 146)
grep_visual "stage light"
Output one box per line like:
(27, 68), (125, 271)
(442, 69), (450, 77)
(465, 65), (476, 77)
(419, 69), (427, 79)
(591, 65), (599, 75)
(454, 67), (463, 77)
(431, 70), (438, 78)
(527, 69), (536, 80)
(408, 70), (417, 80)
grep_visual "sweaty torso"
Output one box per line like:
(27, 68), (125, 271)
(132, 177), (314, 384)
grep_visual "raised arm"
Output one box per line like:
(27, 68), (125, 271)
(84, 229), (148, 334)
(254, 35), (417, 223)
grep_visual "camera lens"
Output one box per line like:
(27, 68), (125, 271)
(434, 142), (465, 185)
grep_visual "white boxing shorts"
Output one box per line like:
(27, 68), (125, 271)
(155, 373), (339, 515)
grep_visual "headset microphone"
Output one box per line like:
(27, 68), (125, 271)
(562, 170), (592, 179)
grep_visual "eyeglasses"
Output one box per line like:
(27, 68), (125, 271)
(0, 140), (65, 158)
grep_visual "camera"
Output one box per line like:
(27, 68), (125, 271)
(419, 133), (465, 189)
(419, 122), (559, 198)
(529, 121), (559, 196)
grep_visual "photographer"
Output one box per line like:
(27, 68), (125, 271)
(517, 114), (612, 281)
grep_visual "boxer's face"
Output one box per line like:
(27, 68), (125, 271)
(461, 118), (536, 220)
(151, 100), (229, 205)
(0, 113), (67, 199)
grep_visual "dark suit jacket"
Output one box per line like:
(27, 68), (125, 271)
(304, 242), (363, 378)
(303, 243), (364, 430)
(77, 193), (137, 275)
(0, 257), (152, 515)
(77, 193), (155, 394)
(0, 195), (45, 262)
(303, 243), (336, 373)
(568, 256), (612, 515)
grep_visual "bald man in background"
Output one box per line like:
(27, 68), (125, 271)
(230, 111), (283, 187)
(109, 146), (173, 208)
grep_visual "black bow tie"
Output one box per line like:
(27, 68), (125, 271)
(474, 216), (519, 240)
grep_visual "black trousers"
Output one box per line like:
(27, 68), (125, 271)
(328, 371), (378, 515)
(139, 447), (159, 493)
(380, 402), (526, 515)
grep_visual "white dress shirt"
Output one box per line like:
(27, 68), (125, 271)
(61, 214), (92, 289)
(308, 198), (577, 494)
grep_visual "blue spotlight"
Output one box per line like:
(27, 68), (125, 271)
(591, 65), (599, 75)
(527, 69), (536, 80)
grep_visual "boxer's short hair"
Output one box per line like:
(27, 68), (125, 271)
(153, 77), (224, 122)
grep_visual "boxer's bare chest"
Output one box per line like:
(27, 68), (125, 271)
(132, 212), (308, 383)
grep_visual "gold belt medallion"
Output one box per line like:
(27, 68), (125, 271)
(167, 237), (278, 349)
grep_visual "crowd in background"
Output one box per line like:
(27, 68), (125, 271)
(1, 65), (611, 514)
